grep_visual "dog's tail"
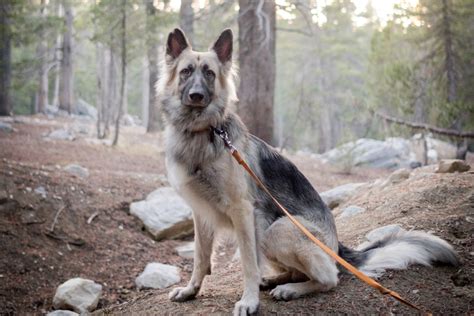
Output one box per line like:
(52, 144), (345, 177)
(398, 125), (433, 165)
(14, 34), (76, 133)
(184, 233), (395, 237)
(338, 229), (459, 278)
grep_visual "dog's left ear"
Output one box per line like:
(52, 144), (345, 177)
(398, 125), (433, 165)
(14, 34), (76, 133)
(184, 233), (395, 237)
(212, 29), (233, 64)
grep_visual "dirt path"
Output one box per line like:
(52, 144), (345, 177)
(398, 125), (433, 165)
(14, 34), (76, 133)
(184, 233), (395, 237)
(0, 115), (472, 315)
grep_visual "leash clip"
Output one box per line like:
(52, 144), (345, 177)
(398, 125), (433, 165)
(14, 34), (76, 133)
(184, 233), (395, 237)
(212, 127), (236, 153)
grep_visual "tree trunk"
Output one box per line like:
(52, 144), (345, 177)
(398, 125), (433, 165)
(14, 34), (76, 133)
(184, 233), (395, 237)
(36, 0), (49, 113)
(0, 2), (12, 116)
(141, 56), (149, 126)
(145, 0), (162, 133)
(52, 1), (62, 108)
(58, 0), (74, 114)
(442, 0), (456, 105)
(179, 0), (194, 46)
(112, 0), (126, 146)
(238, 0), (276, 145)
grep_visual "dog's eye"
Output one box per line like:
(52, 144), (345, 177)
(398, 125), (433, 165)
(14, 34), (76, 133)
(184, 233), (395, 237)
(180, 68), (191, 76)
(205, 70), (215, 78)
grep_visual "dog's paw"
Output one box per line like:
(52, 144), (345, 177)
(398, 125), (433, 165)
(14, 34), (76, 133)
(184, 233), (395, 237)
(270, 284), (299, 301)
(168, 286), (197, 302)
(233, 298), (259, 316)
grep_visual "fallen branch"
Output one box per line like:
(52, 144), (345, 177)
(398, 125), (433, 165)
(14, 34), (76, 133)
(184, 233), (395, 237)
(87, 211), (100, 224)
(49, 205), (65, 232)
(373, 111), (474, 139)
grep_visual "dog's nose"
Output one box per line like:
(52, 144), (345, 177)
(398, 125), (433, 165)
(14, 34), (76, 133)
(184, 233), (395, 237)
(189, 92), (204, 103)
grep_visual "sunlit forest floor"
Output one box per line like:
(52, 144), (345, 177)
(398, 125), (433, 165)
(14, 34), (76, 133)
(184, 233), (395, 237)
(0, 115), (472, 315)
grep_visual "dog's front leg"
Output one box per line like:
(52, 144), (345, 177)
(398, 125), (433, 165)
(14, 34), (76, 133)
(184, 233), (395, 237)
(169, 213), (213, 302)
(231, 201), (260, 316)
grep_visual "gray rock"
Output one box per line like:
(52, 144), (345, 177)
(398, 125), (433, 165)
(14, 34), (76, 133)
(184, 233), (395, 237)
(64, 164), (89, 178)
(320, 182), (366, 209)
(366, 224), (403, 242)
(75, 99), (97, 119)
(339, 205), (366, 218)
(436, 159), (470, 173)
(0, 122), (13, 133)
(381, 168), (411, 188)
(34, 186), (47, 198)
(47, 129), (75, 141)
(130, 187), (193, 240)
(135, 262), (181, 289)
(47, 310), (79, 316)
(45, 105), (59, 116)
(52, 278), (102, 313)
(121, 114), (135, 126)
(175, 242), (195, 259)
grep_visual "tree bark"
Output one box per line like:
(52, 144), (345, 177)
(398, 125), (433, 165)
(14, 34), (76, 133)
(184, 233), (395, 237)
(238, 0), (276, 145)
(179, 0), (194, 46)
(36, 0), (49, 113)
(145, 0), (161, 133)
(112, 0), (126, 146)
(441, 0), (456, 105)
(58, 0), (74, 114)
(0, 1), (12, 116)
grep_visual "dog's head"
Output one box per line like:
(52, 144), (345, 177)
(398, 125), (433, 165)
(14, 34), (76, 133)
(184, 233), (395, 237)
(158, 28), (237, 132)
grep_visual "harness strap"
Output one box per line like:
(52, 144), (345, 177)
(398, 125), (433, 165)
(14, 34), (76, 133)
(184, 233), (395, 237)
(212, 127), (431, 315)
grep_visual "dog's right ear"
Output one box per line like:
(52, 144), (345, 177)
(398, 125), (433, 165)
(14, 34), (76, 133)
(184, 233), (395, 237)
(166, 28), (190, 61)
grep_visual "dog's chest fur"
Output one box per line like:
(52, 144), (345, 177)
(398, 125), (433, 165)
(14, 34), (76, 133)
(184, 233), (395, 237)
(165, 125), (250, 214)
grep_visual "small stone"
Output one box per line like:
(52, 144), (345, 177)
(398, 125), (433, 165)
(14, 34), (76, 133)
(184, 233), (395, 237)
(64, 164), (89, 178)
(0, 122), (13, 133)
(451, 269), (471, 287)
(175, 242), (195, 259)
(47, 129), (76, 141)
(135, 262), (181, 290)
(52, 278), (102, 313)
(436, 159), (470, 173)
(366, 224), (403, 242)
(412, 289), (419, 294)
(34, 186), (47, 198)
(47, 311), (79, 316)
(339, 205), (366, 218)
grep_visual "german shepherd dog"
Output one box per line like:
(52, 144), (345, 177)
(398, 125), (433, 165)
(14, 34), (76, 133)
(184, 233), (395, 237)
(160, 28), (459, 315)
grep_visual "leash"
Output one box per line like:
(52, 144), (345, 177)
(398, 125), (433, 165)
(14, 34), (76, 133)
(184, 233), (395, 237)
(212, 127), (431, 315)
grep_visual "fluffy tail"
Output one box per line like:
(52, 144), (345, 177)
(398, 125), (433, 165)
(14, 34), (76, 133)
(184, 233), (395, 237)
(338, 229), (459, 278)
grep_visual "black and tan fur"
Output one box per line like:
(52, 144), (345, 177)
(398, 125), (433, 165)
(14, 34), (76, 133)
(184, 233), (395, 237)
(159, 28), (459, 316)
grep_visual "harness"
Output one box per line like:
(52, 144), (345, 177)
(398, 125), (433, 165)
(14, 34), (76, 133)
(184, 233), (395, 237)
(212, 126), (431, 315)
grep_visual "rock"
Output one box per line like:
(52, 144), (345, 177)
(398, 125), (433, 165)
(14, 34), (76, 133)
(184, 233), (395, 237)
(47, 129), (76, 141)
(130, 187), (193, 240)
(175, 242), (195, 259)
(64, 164), (89, 178)
(339, 205), (366, 218)
(0, 122), (13, 133)
(366, 224), (403, 242)
(436, 159), (470, 173)
(45, 105), (59, 116)
(34, 186), (47, 198)
(75, 99), (97, 119)
(47, 310), (79, 316)
(135, 262), (181, 290)
(52, 278), (102, 313)
(121, 114), (135, 126)
(381, 168), (411, 188)
(20, 211), (42, 224)
(320, 182), (366, 209)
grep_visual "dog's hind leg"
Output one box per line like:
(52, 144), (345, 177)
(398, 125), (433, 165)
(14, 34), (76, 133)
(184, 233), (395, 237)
(262, 216), (339, 301)
(260, 269), (308, 290)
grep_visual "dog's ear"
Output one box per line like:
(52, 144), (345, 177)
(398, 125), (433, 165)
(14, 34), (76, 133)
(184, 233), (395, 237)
(212, 29), (233, 64)
(166, 28), (190, 60)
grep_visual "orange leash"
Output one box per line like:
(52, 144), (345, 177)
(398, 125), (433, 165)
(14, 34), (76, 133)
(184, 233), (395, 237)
(211, 126), (431, 315)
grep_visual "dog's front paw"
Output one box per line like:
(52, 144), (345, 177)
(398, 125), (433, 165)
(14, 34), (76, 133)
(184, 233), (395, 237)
(270, 284), (299, 301)
(233, 298), (259, 316)
(168, 286), (197, 302)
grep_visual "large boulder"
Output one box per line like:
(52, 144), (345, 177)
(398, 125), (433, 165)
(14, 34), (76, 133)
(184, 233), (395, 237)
(135, 262), (181, 290)
(321, 138), (414, 170)
(436, 159), (471, 173)
(64, 164), (89, 178)
(130, 187), (193, 240)
(75, 99), (97, 119)
(0, 122), (13, 133)
(320, 182), (366, 209)
(52, 278), (102, 313)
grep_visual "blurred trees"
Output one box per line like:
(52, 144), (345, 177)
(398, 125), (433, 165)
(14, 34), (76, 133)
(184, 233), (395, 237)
(2, 0), (472, 150)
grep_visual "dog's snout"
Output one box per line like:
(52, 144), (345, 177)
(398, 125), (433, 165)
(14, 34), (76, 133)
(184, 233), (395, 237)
(189, 92), (204, 103)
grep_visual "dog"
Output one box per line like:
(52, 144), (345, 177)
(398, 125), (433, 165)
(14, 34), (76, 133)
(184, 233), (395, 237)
(159, 28), (459, 316)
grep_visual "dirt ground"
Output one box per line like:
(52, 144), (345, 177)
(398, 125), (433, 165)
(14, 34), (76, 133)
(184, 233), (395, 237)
(0, 115), (472, 315)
